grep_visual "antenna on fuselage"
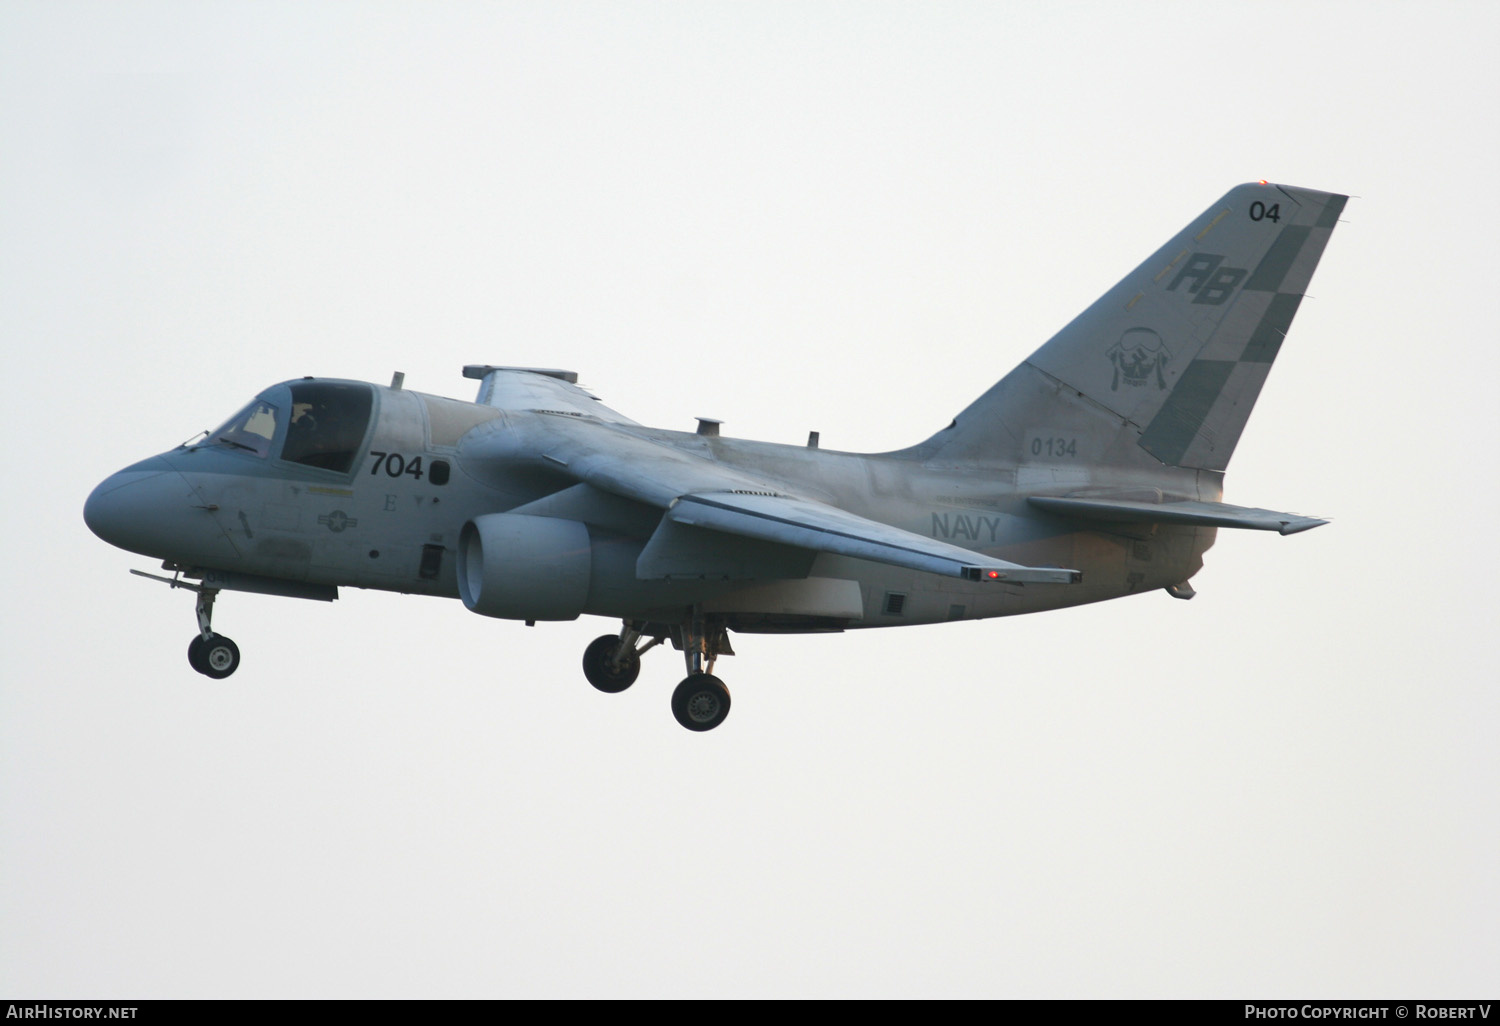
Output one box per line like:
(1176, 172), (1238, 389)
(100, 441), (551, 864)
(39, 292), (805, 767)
(390, 372), (405, 390)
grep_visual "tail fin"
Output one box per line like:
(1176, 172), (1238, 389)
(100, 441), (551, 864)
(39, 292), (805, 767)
(923, 182), (1346, 471)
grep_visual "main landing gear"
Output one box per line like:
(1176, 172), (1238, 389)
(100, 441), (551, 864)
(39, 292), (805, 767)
(582, 630), (651, 693)
(130, 568), (241, 679)
(582, 614), (734, 732)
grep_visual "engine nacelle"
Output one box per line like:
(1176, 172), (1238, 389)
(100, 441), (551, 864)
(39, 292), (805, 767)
(457, 513), (591, 621)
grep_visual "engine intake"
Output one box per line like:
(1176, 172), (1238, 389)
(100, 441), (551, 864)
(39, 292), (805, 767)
(457, 514), (591, 621)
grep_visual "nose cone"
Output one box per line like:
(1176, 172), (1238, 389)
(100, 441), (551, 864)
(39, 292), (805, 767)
(84, 455), (239, 564)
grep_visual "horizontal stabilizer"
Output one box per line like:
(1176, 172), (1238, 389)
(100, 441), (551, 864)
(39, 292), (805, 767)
(673, 492), (1081, 583)
(1028, 496), (1327, 535)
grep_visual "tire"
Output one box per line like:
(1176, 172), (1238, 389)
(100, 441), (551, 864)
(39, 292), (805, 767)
(671, 674), (730, 731)
(582, 635), (640, 693)
(198, 634), (240, 679)
(187, 634), (208, 673)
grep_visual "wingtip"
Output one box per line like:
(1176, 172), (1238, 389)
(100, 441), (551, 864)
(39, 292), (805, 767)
(1278, 517), (1330, 536)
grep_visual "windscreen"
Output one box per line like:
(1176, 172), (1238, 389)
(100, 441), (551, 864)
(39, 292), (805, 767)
(281, 382), (374, 473)
(207, 399), (279, 458)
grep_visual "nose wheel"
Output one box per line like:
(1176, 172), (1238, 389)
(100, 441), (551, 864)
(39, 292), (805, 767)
(187, 632), (240, 679)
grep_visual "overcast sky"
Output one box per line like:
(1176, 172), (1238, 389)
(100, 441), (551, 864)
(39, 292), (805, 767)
(2, 0), (1496, 999)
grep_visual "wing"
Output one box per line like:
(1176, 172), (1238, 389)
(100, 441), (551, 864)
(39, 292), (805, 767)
(463, 365), (640, 425)
(1028, 496), (1327, 535)
(477, 411), (1080, 585)
(668, 491), (1080, 584)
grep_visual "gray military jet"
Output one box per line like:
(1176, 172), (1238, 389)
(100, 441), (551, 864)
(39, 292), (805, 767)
(84, 182), (1343, 731)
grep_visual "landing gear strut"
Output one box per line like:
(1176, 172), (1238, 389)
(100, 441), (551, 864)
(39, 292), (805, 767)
(671, 612), (733, 732)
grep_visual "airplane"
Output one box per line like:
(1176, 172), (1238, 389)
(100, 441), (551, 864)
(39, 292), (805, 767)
(84, 181), (1344, 731)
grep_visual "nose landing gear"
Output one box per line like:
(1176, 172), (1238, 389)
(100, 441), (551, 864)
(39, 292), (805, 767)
(185, 584), (241, 679)
(130, 568), (241, 679)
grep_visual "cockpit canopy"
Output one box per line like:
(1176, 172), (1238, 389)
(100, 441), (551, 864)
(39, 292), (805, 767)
(206, 381), (374, 474)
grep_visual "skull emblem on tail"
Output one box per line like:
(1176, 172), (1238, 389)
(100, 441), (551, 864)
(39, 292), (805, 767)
(1107, 327), (1169, 390)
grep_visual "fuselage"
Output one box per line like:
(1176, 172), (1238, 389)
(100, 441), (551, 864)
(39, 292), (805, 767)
(84, 376), (1214, 632)
(80, 183), (1342, 732)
